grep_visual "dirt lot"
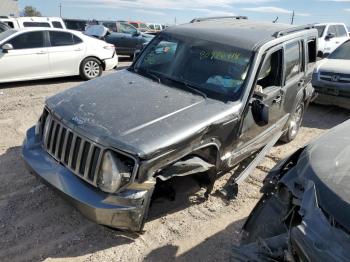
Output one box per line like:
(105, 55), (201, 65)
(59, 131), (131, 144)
(1, 62), (349, 262)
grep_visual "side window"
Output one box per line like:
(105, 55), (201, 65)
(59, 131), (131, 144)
(149, 24), (154, 30)
(257, 49), (283, 89)
(285, 42), (301, 82)
(307, 39), (317, 68)
(327, 25), (337, 37)
(52, 21), (63, 29)
(4, 22), (14, 28)
(119, 23), (137, 34)
(336, 25), (347, 37)
(23, 22), (51, 28)
(130, 23), (138, 29)
(6, 31), (45, 49)
(49, 31), (74, 46)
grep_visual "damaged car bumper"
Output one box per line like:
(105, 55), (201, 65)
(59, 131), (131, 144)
(103, 52), (119, 71)
(22, 126), (151, 231)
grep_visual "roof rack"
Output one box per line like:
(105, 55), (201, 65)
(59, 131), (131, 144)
(273, 24), (315, 38)
(190, 16), (248, 23)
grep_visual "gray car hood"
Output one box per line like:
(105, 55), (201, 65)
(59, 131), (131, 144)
(293, 120), (350, 231)
(46, 70), (239, 159)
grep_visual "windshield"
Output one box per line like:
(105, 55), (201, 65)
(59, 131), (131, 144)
(328, 40), (350, 60)
(0, 29), (16, 42)
(315, 25), (326, 38)
(134, 34), (252, 100)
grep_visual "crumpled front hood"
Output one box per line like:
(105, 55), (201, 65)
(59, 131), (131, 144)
(46, 70), (238, 158)
(293, 120), (350, 232)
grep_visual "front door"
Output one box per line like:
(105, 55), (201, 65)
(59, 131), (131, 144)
(0, 31), (50, 82)
(234, 47), (286, 163)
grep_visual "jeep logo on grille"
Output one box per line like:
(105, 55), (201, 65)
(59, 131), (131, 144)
(71, 116), (85, 125)
(331, 74), (340, 82)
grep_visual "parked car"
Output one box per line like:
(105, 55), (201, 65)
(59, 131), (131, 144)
(233, 119), (350, 261)
(315, 23), (349, 57)
(0, 28), (118, 83)
(0, 17), (66, 29)
(312, 39), (350, 110)
(86, 24), (154, 57)
(23, 20), (317, 231)
(127, 21), (151, 33)
(0, 22), (10, 32)
(63, 18), (88, 32)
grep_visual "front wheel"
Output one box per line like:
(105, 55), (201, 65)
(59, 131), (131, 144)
(80, 58), (102, 80)
(280, 101), (305, 143)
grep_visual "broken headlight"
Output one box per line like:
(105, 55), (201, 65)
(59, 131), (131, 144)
(97, 150), (134, 193)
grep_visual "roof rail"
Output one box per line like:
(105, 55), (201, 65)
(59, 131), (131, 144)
(190, 16), (248, 23)
(273, 24), (315, 38)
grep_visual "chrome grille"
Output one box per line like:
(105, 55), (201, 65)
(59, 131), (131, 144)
(41, 110), (103, 186)
(319, 71), (350, 83)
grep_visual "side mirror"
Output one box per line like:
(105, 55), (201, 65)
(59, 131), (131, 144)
(251, 99), (269, 126)
(132, 30), (141, 37)
(325, 33), (335, 40)
(1, 43), (13, 53)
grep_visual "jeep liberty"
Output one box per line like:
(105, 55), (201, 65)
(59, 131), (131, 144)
(23, 18), (317, 231)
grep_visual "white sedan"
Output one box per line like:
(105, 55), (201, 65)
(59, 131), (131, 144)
(0, 28), (118, 83)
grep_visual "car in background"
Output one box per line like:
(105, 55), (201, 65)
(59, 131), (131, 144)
(0, 17), (66, 29)
(86, 24), (154, 57)
(127, 21), (152, 33)
(146, 23), (163, 32)
(0, 27), (118, 83)
(312, 39), (350, 110)
(233, 119), (350, 261)
(0, 22), (10, 33)
(315, 23), (349, 57)
(64, 18), (88, 32)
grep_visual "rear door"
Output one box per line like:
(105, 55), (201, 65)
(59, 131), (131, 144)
(0, 31), (50, 82)
(282, 39), (305, 117)
(47, 31), (85, 76)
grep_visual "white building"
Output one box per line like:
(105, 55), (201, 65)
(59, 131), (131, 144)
(0, 0), (19, 17)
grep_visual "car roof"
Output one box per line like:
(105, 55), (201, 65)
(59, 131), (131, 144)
(12, 27), (81, 34)
(315, 22), (346, 26)
(165, 20), (312, 51)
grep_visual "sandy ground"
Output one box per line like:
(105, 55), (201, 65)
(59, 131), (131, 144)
(1, 61), (350, 262)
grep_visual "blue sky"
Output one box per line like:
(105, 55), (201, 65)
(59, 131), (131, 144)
(19, 0), (350, 25)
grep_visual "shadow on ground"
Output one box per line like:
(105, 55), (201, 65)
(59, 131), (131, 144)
(144, 218), (245, 261)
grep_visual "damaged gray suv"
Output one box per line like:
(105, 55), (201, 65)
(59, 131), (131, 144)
(23, 18), (318, 231)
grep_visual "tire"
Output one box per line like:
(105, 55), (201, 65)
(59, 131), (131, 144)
(280, 100), (305, 143)
(80, 57), (102, 80)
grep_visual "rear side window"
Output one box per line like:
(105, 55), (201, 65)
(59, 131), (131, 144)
(148, 24), (154, 30)
(73, 35), (83, 44)
(49, 31), (74, 46)
(7, 31), (45, 49)
(23, 22), (50, 28)
(285, 42), (301, 82)
(307, 39), (317, 68)
(3, 21), (14, 28)
(52, 21), (63, 28)
(336, 25), (347, 37)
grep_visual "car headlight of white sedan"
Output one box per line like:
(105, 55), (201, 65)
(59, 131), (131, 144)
(98, 150), (135, 193)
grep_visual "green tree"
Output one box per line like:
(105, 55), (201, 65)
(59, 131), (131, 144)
(23, 6), (42, 17)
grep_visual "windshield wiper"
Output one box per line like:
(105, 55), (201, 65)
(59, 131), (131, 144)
(136, 68), (161, 84)
(161, 76), (207, 99)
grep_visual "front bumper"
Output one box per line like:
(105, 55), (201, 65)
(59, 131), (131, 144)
(22, 126), (151, 231)
(103, 53), (119, 71)
(312, 78), (350, 110)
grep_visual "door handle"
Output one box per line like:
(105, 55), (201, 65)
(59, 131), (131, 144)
(36, 51), (47, 55)
(298, 79), (305, 87)
(74, 48), (83, 51)
(273, 95), (282, 104)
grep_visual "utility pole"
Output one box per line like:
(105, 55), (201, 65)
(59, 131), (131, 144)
(291, 10), (295, 25)
(59, 3), (62, 17)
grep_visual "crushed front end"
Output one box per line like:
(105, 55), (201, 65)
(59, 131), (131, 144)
(22, 108), (154, 231)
